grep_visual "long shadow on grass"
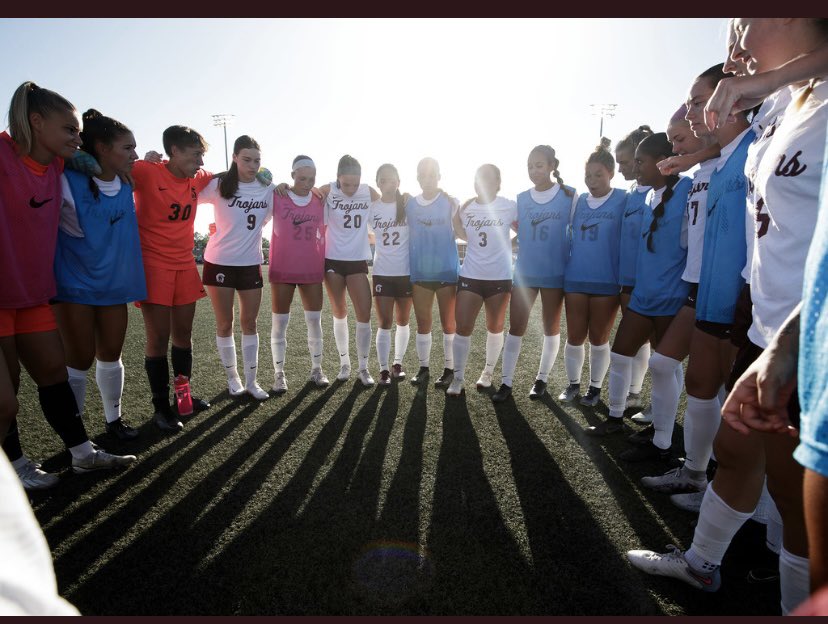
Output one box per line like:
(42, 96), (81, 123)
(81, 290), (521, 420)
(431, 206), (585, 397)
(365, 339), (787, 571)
(491, 397), (662, 615)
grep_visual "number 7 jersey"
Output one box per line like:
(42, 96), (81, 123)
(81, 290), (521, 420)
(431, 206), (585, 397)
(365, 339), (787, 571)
(131, 160), (213, 269)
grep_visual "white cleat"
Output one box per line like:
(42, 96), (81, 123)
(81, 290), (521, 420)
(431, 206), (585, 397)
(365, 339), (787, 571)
(309, 367), (330, 387)
(626, 545), (721, 592)
(475, 370), (493, 389)
(446, 378), (465, 396)
(336, 364), (352, 381)
(228, 374), (245, 397)
(558, 383), (580, 402)
(246, 382), (270, 400)
(641, 467), (708, 494)
(72, 449), (136, 474)
(272, 371), (288, 395)
(631, 405), (653, 424)
(357, 369), (375, 387)
(15, 458), (59, 490)
(626, 391), (643, 410)
(670, 490), (706, 513)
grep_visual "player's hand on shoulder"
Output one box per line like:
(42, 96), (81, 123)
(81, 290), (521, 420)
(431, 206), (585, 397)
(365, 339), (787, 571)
(144, 150), (163, 163)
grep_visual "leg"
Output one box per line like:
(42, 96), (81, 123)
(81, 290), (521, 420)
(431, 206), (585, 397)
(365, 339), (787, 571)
(52, 302), (96, 416)
(325, 272), (351, 376)
(93, 305), (134, 437)
(536, 288), (564, 388)
(346, 273), (373, 380)
(804, 469), (828, 590)
(411, 284), (435, 379)
(450, 289), (484, 391)
(604, 310), (654, 421)
(500, 287), (537, 390)
(374, 295), (395, 375)
(238, 288), (267, 399)
(0, 337), (19, 443)
(479, 291), (509, 386)
(271, 283), (296, 392)
(435, 285), (458, 382)
(562, 293), (589, 396)
(392, 296), (412, 372)
(585, 295), (620, 394)
(298, 283), (326, 384)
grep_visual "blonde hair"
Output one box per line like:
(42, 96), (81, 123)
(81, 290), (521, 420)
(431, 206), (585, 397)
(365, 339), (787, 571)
(7, 81), (74, 156)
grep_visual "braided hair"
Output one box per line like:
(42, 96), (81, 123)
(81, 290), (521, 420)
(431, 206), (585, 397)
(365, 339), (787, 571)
(530, 145), (574, 197)
(637, 133), (678, 252)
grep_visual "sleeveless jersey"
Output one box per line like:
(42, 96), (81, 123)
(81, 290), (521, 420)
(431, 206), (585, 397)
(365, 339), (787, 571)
(681, 159), (717, 283)
(459, 196), (517, 281)
(324, 181), (372, 261)
(270, 192), (325, 284)
(406, 193), (459, 283)
(619, 184), (650, 287)
(370, 199), (409, 277)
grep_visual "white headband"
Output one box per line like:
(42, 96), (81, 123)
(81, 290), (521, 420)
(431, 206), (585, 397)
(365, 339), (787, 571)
(292, 158), (316, 172)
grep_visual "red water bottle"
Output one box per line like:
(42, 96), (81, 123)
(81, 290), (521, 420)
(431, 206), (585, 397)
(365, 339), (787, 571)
(174, 374), (193, 416)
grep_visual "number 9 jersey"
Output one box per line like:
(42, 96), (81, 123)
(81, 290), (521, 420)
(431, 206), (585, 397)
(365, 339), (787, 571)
(131, 160), (214, 269)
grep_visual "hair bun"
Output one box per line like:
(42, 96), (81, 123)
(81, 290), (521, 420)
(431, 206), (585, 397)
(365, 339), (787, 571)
(597, 137), (612, 151)
(82, 108), (103, 122)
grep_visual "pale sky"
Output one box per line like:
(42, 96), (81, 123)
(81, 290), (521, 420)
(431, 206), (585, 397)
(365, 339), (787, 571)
(0, 18), (729, 235)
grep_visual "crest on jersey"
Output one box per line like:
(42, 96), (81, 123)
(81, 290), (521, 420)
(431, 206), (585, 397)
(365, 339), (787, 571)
(216, 273), (226, 284)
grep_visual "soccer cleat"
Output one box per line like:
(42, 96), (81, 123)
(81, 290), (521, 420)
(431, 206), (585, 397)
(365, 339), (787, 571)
(476, 370), (493, 389)
(391, 363), (406, 379)
(446, 378), (464, 396)
(379, 370), (392, 386)
(15, 458), (59, 490)
(336, 364), (351, 382)
(670, 490), (706, 513)
(154, 409), (183, 432)
(580, 386), (602, 407)
(411, 366), (429, 385)
(585, 417), (625, 437)
(227, 374), (245, 397)
(626, 545), (721, 592)
(620, 441), (672, 463)
(357, 369), (375, 387)
(435, 368), (454, 388)
(309, 368), (330, 387)
(191, 396), (211, 412)
(246, 383), (270, 400)
(641, 467), (708, 494)
(272, 372), (288, 395)
(631, 405), (654, 424)
(626, 391), (643, 410)
(628, 423), (655, 445)
(105, 418), (140, 440)
(529, 379), (548, 400)
(492, 383), (512, 403)
(558, 383), (580, 402)
(72, 449), (137, 474)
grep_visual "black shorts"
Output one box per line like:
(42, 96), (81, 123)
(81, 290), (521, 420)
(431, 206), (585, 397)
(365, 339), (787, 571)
(730, 284), (753, 349)
(202, 261), (263, 290)
(413, 280), (456, 292)
(696, 319), (732, 339)
(373, 275), (413, 298)
(726, 338), (801, 427)
(324, 259), (369, 277)
(457, 277), (512, 300)
(684, 282), (699, 309)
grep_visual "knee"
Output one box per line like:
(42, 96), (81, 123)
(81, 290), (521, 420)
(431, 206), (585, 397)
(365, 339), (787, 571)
(649, 351), (680, 378)
(240, 318), (257, 335)
(215, 319), (233, 336)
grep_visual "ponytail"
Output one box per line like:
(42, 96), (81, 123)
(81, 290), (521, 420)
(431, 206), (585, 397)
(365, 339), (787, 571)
(8, 81), (75, 157)
(219, 135), (260, 199)
(644, 173), (679, 252)
(531, 145), (574, 197)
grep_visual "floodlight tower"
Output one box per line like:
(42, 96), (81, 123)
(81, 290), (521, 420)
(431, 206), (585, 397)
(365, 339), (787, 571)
(211, 113), (236, 169)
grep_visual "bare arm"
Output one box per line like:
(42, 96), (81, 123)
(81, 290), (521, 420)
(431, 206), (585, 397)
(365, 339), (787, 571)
(657, 143), (722, 175)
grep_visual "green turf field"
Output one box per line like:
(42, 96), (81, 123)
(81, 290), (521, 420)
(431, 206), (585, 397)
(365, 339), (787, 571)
(14, 275), (781, 615)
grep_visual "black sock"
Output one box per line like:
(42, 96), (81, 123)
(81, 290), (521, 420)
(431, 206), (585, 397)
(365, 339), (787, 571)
(2, 419), (23, 462)
(171, 345), (192, 379)
(38, 381), (88, 448)
(145, 356), (171, 412)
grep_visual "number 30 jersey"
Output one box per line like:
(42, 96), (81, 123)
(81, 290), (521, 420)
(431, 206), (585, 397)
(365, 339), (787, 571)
(199, 178), (274, 266)
(132, 160), (213, 269)
(458, 196), (517, 281)
(370, 199), (409, 277)
(325, 181), (372, 261)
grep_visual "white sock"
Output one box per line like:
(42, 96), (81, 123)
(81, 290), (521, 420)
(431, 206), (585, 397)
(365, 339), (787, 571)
(675, 361), (685, 394)
(608, 352), (632, 418)
(68, 440), (95, 460)
(649, 352), (683, 446)
(376, 327), (392, 371)
(393, 324), (410, 365)
(356, 321), (371, 371)
(537, 334), (560, 382)
(66, 366), (88, 415)
(242, 333), (260, 387)
(271, 313), (290, 373)
(304, 310), (323, 369)
(752, 478), (774, 524)
(686, 486), (754, 569)
(630, 342), (650, 394)
(216, 334), (241, 381)
(588, 342), (611, 388)
(443, 333), (455, 370)
(95, 359), (124, 424)
(333, 316), (350, 366)
(564, 342), (585, 385)
(765, 492), (783, 555)
(683, 395), (721, 473)
(779, 547), (810, 615)
(484, 331), (504, 375)
(416, 333), (432, 367)
(452, 334), (471, 381)
(717, 384), (727, 405)
(501, 333), (523, 387)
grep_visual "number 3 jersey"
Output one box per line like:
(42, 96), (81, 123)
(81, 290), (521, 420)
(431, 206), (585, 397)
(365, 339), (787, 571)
(270, 191), (325, 284)
(459, 196), (517, 281)
(324, 182), (372, 261)
(369, 199), (409, 277)
(131, 160), (213, 269)
(199, 178), (274, 266)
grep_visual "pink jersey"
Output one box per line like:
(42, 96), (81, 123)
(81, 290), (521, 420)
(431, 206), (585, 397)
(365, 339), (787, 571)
(0, 132), (64, 308)
(269, 192), (325, 284)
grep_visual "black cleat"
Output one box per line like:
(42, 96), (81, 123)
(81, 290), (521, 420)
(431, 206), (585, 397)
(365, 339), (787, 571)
(434, 368), (454, 388)
(620, 441), (672, 462)
(411, 366), (429, 385)
(529, 379), (548, 400)
(105, 418), (139, 440)
(628, 423), (655, 445)
(154, 409), (183, 433)
(492, 384), (512, 403)
(585, 417), (625, 437)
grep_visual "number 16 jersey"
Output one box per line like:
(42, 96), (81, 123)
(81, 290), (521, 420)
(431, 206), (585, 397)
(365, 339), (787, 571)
(132, 160), (213, 269)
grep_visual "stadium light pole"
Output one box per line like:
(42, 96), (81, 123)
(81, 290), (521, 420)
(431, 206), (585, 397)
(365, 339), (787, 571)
(211, 114), (235, 170)
(590, 103), (618, 138)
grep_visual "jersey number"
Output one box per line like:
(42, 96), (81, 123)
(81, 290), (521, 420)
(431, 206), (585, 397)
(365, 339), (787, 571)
(382, 232), (400, 246)
(755, 197), (770, 239)
(168, 203), (192, 221)
(247, 215), (256, 230)
(688, 200), (699, 226)
(293, 226), (314, 240)
(478, 232), (488, 247)
(581, 226), (599, 241)
(532, 225), (549, 241)
(343, 214), (362, 229)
